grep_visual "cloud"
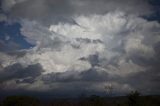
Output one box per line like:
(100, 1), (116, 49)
(0, 0), (160, 96)
(1, 0), (74, 25)
(6, 42), (102, 74)
(122, 68), (160, 95)
(1, 0), (27, 12)
(0, 39), (21, 52)
(0, 63), (43, 82)
(70, 0), (152, 15)
(0, 13), (7, 22)
(1, 0), (153, 25)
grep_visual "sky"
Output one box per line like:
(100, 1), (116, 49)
(0, 0), (160, 98)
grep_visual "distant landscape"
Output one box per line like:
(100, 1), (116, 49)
(0, 91), (160, 106)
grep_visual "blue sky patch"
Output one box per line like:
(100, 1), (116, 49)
(0, 21), (33, 51)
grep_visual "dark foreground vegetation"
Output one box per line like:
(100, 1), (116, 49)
(0, 91), (160, 106)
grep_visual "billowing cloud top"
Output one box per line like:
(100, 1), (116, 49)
(0, 0), (160, 97)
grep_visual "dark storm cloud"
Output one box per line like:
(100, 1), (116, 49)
(0, 63), (43, 82)
(71, 0), (152, 16)
(79, 54), (100, 67)
(122, 68), (160, 95)
(16, 77), (35, 84)
(154, 41), (160, 58)
(41, 66), (118, 83)
(1, 0), (153, 25)
(42, 71), (80, 83)
(79, 68), (109, 81)
(1, 0), (74, 25)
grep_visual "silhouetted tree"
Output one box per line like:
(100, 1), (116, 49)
(127, 91), (141, 106)
(104, 83), (113, 97)
(2, 96), (40, 106)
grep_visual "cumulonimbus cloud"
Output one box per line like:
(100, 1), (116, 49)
(0, 0), (160, 96)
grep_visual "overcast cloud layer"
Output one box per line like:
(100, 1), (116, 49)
(0, 0), (160, 97)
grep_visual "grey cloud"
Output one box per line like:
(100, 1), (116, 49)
(0, 39), (21, 52)
(115, 47), (160, 95)
(76, 38), (102, 44)
(79, 68), (109, 82)
(1, 0), (153, 25)
(71, 38), (103, 49)
(124, 68), (160, 95)
(42, 66), (118, 83)
(154, 41), (160, 58)
(16, 77), (35, 84)
(2, 0), (74, 25)
(42, 71), (80, 83)
(40, 66), (129, 96)
(0, 13), (7, 22)
(0, 63), (43, 83)
(79, 54), (100, 67)
(129, 55), (154, 66)
(6, 50), (27, 57)
(71, 0), (152, 16)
